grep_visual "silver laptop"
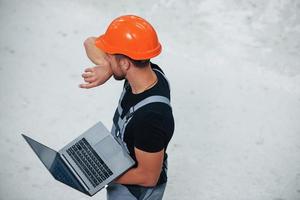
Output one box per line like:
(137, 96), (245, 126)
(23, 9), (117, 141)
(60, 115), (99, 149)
(22, 121), (135, 196)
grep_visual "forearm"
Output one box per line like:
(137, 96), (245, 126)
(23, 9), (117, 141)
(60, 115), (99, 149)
(114, 167), (159, 187)
(84, 37), (108, 65)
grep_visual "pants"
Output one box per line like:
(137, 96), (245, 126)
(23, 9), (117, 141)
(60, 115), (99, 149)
(106, 183), (167, 200)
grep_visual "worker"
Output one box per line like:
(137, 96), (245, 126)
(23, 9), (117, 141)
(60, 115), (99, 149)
(80, 15), (175, 200)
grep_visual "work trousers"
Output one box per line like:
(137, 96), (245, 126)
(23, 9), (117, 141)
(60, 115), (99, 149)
(107, 183), (167, 200)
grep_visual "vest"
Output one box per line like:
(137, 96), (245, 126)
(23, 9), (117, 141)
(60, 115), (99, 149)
(111, 68), (171, 187)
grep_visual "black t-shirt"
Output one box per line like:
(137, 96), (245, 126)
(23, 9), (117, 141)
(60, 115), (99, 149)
(118, 63), (174, 184)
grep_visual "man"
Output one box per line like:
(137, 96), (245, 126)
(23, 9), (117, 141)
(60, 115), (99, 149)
(79, 15), (174, 200)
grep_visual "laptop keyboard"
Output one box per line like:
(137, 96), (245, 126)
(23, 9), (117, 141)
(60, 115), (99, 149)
(66, 138), (113, 187)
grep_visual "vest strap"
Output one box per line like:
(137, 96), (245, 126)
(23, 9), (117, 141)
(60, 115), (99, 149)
(125, 95), (171, 120)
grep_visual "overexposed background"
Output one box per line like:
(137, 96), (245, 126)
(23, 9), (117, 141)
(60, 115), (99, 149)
(1, 0), (300, 199)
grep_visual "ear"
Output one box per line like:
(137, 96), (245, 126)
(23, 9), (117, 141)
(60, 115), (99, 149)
(119, 57), (130, 71)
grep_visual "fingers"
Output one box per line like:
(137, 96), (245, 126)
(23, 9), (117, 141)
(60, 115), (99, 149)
(84, 67), (95, 73)
(80, 68), (98, 89)
(81, 72), (93, 78)
(84, 76), (96, 83)
(79, 65), (112, 89)
(79, 82), (97, 89)
(81, 68), (95, 79)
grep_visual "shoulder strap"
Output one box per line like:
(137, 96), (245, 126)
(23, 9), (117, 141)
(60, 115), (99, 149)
(153, 68), (171, 90)
(118, 95), (171, 146)
(125, 95), (171, 120)
(117, 81), (130, 115)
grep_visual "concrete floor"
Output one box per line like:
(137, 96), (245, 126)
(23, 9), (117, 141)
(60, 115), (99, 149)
(1, 0), (300, 199)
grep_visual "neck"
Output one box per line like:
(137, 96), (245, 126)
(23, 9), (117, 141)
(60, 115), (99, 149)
(126, 64), (157, 94)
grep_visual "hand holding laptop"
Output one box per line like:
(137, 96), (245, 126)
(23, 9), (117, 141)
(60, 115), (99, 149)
(22, 121), (135, 196)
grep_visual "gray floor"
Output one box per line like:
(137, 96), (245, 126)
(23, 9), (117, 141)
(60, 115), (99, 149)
(1, 0), (300, 199)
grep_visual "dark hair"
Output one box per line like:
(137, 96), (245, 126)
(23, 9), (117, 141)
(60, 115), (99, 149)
(115, 54), (150, 68)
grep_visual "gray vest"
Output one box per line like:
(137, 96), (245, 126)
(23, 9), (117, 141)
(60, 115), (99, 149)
(111, 68), (171, 185)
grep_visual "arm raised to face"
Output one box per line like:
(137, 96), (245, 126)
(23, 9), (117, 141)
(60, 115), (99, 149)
(84, 37), (108, 65)
(79, 37), (113, 89)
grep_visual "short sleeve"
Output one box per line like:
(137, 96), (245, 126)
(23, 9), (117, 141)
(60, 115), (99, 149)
(133, 111), (166, 153)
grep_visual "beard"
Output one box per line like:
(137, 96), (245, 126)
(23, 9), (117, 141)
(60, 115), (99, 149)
(113, 74), (125, 80)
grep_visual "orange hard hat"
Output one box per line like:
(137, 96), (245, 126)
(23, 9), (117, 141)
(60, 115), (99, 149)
(95, 15), (162, 60)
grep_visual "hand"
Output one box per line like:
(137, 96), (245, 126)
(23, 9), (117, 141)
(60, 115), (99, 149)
(80, 36), (113, 89)
(79, 64), (113, 89)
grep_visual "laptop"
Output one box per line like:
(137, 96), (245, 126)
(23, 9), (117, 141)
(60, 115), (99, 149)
(22, 121), (135, 196)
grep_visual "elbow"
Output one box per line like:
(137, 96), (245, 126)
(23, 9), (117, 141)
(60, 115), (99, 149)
(83, 37), (96, 48)
(143, 182), (157, 187)
(142, 175), (159, 187)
